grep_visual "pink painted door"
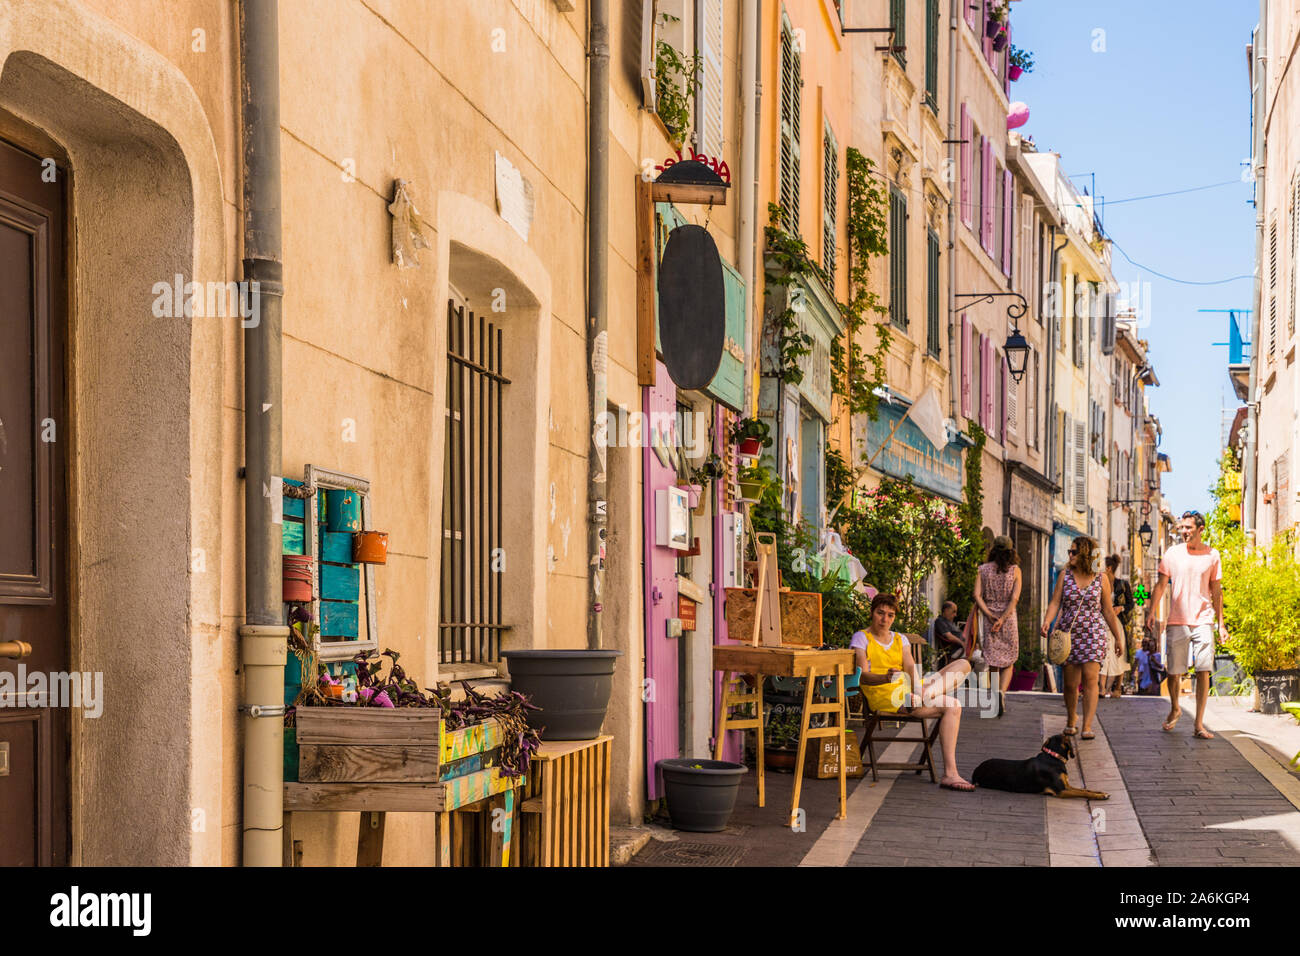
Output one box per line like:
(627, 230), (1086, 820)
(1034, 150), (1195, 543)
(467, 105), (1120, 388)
(644, 360), (680, 798)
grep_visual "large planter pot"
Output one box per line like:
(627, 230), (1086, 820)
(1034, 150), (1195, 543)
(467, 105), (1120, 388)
(1254, 668), (1300, 715)
(658, 758), (748, 832)
(1009, 669), (1038, 692)
(502, 649), (622, 740)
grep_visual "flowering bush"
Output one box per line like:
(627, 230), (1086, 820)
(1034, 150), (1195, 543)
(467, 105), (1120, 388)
(840, 476), (965, 634)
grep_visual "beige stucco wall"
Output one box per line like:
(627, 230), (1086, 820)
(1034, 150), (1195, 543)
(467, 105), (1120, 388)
(2, 0), (673, 864)
(1254, 0), (1300, 545)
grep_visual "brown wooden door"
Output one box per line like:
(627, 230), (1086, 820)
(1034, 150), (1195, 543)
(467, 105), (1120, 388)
(0, 138), (69, 866)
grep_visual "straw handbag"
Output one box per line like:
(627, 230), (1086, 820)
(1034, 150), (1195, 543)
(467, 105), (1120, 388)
(1047, 599), (1079, 666)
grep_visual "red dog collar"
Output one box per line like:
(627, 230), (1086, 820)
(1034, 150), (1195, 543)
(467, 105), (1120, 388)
(1042, 746), (1066, 761)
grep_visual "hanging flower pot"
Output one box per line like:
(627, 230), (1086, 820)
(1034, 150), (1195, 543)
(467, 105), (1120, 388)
(737, 479), (764, 502)
(992, 30), (1009, 52)
(1009, 65), (1024, 81)
(737, 437), (763, 457)
(676, 483), (703, 510)
(283, 555), (315, 603)
(985, 18), (1002, 38)
(352, 530), (389, 565)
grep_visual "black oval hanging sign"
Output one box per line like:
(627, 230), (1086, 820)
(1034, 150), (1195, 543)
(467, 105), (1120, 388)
(658, 223), (725, 391)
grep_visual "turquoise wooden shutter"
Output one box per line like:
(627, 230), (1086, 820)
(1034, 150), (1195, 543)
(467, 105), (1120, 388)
(706, 261), (747, 412)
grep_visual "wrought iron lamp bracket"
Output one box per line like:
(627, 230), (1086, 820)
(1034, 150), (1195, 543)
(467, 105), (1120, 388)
(951, 291), (1029, 323)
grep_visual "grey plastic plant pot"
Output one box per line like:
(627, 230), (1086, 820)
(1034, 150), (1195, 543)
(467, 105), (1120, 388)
(501, 649), (623, 740)
(657, 758), (748, 832)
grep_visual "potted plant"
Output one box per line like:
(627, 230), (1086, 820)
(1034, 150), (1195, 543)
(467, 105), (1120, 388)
(763, 706), (802, 773)
(657, 758), (748, 832)
(1220, 534), (1300, 714)
(1009, 45), (1033, 80)
(1010, 611), (1043, 691)
(737, 462), (770, 503)
(985, 1), (1006, 38)
(730, 417), (772, 458)
(992, 29), (1009, 52)
(676, 481), (704, 509)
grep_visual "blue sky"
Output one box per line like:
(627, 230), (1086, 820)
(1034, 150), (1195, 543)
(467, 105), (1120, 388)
(1009, 0), (1259, 513)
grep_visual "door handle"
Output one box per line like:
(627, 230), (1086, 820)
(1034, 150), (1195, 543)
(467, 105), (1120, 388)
(0, 641), (32, 660)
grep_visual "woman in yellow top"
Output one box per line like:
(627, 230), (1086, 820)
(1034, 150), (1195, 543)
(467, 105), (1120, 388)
(850, 593), (976, 791)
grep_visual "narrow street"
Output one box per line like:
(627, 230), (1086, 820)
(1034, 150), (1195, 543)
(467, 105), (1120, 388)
(631, 692), (1300, 867)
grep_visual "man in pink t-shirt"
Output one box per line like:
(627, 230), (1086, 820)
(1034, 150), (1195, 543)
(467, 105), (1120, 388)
(1149, 510), (1226, 739)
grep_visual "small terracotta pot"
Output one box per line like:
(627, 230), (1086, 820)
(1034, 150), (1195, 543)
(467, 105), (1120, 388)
(283, 555), (315, 603)
(352, 531), (389, 565)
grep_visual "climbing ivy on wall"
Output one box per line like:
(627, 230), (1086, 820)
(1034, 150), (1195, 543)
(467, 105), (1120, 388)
(763, 202), (819, 385)
(832, 148), (892, 421)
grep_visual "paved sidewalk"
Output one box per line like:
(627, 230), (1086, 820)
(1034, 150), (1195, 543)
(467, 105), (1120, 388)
(628, 691), (1300, 867)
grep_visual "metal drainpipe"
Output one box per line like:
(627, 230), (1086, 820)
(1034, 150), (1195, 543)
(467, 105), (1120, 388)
(587, 0), (609, 650)
(738, 0), (758, 416)
(239, 0), (288, 866)
(946, 0), (959, 419)
(1244, 10), (1266, 545)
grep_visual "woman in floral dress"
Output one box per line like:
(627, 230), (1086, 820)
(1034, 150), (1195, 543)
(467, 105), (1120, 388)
(973, 536), (1022, 716)
(1040, 536), (1127, 740)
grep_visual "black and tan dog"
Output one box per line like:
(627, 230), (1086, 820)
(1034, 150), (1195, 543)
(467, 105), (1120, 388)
(971, 734), (1109, 799)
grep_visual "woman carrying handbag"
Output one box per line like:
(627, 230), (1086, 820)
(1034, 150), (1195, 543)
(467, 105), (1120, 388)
(1039, 536), (1127, 740)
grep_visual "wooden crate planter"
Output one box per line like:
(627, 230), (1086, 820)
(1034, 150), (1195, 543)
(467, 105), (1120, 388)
(284, 709), (526, 867)
(294, 708), (510, 784)
(518, 736), (611, 867)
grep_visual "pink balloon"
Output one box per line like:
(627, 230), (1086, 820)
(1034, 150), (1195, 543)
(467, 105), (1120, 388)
(1007, 102), (1030, 129)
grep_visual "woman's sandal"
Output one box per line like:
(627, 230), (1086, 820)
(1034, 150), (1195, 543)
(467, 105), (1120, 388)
(1080, 731), (1096, 740)
(1062, 726), (1078, 736)
(1162, 713), (1180, 732)
(1193, 729), (1215, 740)
(940, 780), (976, 792)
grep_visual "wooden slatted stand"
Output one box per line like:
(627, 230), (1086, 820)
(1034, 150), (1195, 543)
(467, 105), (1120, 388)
(712, 645), (856, 826)
(517, 736), (612, 866)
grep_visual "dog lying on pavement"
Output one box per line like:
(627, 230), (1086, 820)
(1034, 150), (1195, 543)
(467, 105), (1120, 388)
(971, 733), (1109, 799)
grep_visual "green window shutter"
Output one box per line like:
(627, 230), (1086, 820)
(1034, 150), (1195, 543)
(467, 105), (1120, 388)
(890, 187), (908, 330)
(924, 0), (938, 109)
(890, 0), (906, 67)
(822, 124), (837, 279)
(927, 229), (941, 356)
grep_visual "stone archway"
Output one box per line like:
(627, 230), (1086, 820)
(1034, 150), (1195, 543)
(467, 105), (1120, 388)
(0, 1), (226, 865)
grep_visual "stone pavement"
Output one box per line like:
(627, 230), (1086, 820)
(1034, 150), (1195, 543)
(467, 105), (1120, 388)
(628, 690), (1300, 867)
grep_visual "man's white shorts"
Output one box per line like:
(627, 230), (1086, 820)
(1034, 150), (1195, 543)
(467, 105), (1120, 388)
(1167, 624), (1215, 674)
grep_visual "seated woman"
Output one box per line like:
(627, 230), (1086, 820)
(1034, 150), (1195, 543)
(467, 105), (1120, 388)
(850, 592), (975, 791)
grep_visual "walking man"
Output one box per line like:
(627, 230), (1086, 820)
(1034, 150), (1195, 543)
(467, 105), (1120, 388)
(1148, 510), (1227, 738)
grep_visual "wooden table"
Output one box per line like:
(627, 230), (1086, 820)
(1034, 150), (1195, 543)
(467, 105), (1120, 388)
(712, 645), (856, 827)
(282, 768), (525, 867)
(517, 735), (612, 866)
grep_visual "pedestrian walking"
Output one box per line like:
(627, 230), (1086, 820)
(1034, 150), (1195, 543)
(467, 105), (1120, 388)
(1039, 536), (1126, 740)
(1148, 510), (1227, 739)
(1133, 636), (1166, 696)
(973, 536), (1022, 717)
(1100, 554), (1134, 698)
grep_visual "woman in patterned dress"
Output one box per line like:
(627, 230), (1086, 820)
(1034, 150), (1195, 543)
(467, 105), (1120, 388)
(1040, 536), (1127, 740)
(973, 536), (1022, 716)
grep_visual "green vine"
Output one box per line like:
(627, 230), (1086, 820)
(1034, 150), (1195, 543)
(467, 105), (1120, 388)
(763, 202), (820, 385)
(833, 148), (892, 420)
(947, 423), (986, 617)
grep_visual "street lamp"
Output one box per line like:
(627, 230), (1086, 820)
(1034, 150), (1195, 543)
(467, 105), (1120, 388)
(1003, 327), (1030, 383)
(1138, 520), (1153, 549)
